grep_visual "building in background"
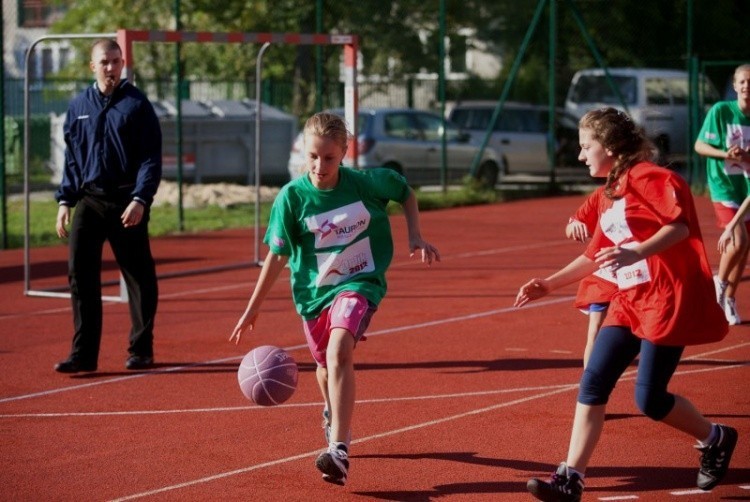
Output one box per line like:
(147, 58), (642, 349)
(3, 0), (71, 79)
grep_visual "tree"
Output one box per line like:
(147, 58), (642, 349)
(50, 0), (750, 113)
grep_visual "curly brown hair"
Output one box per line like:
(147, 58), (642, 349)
(579, 108), (656, 199)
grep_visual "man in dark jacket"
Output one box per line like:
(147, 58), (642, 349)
(54, 38), (162, 373)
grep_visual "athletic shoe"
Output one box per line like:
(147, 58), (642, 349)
(316, 443), (349, 486)
(527, 462), (584, 502)
(713, 275), (727, 307)
(696, 424), (738, 490)
(322, 408), (331, 444)
(724, 297), (742, 325)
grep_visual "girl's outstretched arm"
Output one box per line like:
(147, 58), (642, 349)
(515, 254), (597, 307)
(230, 251), (289, 345)
(401, 189), (440, 265)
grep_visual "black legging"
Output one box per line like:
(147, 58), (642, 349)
(578, 325), (684, 420)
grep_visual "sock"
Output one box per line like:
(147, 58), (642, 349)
(332, 441), (348, 453)
(700, 423), (719, 447)
(567, 466), (585, 481)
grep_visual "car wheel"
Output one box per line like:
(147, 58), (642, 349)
(476, 161), (499, 188)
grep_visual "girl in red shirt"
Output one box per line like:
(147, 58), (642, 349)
(515, 108), (735, 501)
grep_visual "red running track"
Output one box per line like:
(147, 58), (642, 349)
(1, 193), (748, 501)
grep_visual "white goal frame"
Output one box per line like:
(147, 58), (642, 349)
(23, 29), (359, 300)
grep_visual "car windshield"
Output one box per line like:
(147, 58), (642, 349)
(569, 75), (638, 105)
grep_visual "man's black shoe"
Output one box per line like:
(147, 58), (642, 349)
(54, 358), (97, 373)
(125, 355), (154, 370)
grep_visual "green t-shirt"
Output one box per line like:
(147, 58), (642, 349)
(698, 100), (750, 204)
(264, 167), (411, 319)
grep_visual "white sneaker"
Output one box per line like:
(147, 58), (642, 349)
(724, 297), (742, 325)
(316, 443), (349, 485)
(713, 275), (728, 307)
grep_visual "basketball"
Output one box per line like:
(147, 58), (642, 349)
(237, 345), (298, 406)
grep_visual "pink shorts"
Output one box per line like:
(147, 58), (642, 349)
(713, 202), (750, 230)
(303, 291), (377, 367)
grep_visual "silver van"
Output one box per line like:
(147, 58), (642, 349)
(564, 68), (719, 162)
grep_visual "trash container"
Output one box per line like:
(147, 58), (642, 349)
(159, 99), (296, 185)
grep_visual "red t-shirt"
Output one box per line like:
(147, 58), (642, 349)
(584, 162), (728, 346)
(572, 186), (619, 309)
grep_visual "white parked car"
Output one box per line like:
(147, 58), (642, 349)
(287, 107), (503, 186)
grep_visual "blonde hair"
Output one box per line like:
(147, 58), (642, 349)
(579, 107), (655, 199)
(734, 64), (750, 81)
(303, 112), (350, 151)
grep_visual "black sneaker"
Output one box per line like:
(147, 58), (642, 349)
(527, 462), (584, 502)
(696, 424), (738, 490)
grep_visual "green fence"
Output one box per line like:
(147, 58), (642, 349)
(4, 115), (51, 178)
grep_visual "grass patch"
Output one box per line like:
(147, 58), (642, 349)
(4, 197), (275, 249)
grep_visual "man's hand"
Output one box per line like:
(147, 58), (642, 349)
(121, 200), (145, 228)
(56, 205), (71, 238)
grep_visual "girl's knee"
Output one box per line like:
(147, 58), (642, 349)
(635, 386), (675, 420)
(326, 329), (354, 367)
(577, 368), (611, 405)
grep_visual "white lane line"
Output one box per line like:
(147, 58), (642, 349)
(0, 240), (570, 320)
(598, 496), (639, 500)
(447, 240), (570, 259)
(0, 282), (253, 320)
(4, 346), (748, 418)
(0, 356), (242, 404)
(2, 317), (747, 407)
(4, 358), (748, 419)
(0, 296), (574, 404)
(108, 383), (579, 501)
(0, 383), (578, 418)
(670, 489), (712, 496)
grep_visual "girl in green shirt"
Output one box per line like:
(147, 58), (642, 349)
(230, 112), (440, 486)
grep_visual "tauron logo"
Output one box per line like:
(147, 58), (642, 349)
(315, 220), (339, 239)
(333, 219), (367, 237)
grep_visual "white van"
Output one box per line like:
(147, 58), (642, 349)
(564, 68), (720, 162)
